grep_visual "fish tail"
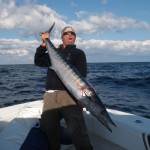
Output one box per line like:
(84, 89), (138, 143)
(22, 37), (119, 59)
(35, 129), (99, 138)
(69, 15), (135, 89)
(39, 22), (55, 35)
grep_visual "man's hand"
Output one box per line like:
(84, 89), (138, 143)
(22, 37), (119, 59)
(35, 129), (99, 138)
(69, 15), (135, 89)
(40, 33), (50, 47)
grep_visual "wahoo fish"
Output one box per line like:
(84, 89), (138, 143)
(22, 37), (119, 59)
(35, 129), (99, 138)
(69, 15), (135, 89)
(41, 23), (116, 132)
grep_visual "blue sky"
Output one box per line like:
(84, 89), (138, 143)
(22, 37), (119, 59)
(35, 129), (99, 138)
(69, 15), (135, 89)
(0, 0), (150, 64)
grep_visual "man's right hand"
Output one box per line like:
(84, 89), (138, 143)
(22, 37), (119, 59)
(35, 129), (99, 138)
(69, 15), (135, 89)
(40, 32), (50, 47)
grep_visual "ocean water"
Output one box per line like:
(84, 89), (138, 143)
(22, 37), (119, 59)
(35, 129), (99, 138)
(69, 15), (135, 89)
(0, 62), (150, 119)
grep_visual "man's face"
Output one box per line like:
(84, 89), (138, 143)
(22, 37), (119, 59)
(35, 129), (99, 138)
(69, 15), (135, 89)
(62, 32), (76, 47)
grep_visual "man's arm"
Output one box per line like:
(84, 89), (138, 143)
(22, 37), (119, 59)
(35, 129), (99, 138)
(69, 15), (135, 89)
(34, 33), (51, 67)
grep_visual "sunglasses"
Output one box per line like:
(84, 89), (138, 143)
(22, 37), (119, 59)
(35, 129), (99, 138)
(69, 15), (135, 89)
(63, 31), (76, 36)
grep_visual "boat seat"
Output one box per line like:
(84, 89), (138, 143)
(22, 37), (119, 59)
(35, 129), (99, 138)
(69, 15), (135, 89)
(0, 106), (41, 150)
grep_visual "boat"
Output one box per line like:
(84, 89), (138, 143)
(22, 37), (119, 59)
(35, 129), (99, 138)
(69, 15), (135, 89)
(0, 100), (150, 150)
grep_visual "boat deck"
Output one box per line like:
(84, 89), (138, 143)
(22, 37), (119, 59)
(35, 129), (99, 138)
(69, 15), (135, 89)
(90, 133), (127, 150)
(61, 132), (127, 150)
(0, 100), (149, 150)
(0, 124), (126, 149)
(0, 124), (127, 150)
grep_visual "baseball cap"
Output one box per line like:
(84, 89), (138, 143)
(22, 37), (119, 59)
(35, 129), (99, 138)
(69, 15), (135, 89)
(61, 26), (76, 36)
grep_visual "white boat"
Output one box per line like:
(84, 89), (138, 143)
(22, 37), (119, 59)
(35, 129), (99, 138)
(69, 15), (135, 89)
(0, 100), (150, 150)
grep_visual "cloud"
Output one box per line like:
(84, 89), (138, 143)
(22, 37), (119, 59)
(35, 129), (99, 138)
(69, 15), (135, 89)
(0, 38), (150, 64)
(71, 12), (150, 35)
(1, 0), (150, 38)
(0, 38), (39, 64)
(76, 38), (150, 55)
(76, 38), (150, 62)
(70, 1), (78, 7)
(75, 11), (88, 18)
(0, 0), (150, 63)
(101, 0), (108, 5)
(0, 0), (66, 37)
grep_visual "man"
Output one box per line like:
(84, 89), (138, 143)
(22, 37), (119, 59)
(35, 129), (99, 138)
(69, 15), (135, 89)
(34, 26), (93, 150)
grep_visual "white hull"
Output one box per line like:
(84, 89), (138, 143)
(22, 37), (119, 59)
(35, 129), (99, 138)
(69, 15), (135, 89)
(0, 100), (150, 150)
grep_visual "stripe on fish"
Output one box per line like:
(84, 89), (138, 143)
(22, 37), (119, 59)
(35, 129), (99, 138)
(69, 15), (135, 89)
(42, 23), (116, 132)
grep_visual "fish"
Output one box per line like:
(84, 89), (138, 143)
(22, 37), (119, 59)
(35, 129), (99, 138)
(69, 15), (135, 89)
(41, 23), (116, 132)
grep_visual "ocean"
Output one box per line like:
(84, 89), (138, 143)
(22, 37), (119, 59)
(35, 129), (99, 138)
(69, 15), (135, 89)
(0, 62), (150, 119)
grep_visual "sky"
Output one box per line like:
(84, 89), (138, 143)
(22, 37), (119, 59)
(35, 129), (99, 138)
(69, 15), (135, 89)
(0, 0), (150, 64)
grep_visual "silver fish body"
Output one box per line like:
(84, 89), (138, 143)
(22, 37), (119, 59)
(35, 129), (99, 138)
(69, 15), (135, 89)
(44, 23), (116, 132)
